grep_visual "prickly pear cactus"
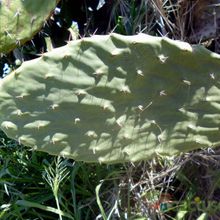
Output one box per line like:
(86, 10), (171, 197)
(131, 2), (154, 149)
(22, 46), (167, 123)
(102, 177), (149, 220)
(0, 0), (59, 54)
(1, 33), (220, 164)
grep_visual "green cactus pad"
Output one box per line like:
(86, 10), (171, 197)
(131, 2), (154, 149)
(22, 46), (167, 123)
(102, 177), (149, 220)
(1, 34), (220, 163)
(0, 0), (59, 54)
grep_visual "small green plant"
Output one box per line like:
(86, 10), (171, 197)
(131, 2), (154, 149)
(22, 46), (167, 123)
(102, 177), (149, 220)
(42, 157), (71, 220)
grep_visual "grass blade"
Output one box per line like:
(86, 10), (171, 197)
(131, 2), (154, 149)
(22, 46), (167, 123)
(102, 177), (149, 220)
(96, 181), (107, 220)
(16, 200), (75, 220)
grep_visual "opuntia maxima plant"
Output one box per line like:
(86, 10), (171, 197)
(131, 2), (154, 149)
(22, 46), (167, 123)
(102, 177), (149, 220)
(0, 0), (59, 54)
(1, 33), (220, 164)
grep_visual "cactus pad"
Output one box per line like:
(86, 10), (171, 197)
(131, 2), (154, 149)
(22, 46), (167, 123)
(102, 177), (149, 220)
(1, 34), (220, 163)
(0, 0), (59, 54)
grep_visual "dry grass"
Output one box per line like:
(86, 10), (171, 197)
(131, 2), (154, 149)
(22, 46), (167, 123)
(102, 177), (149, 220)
(113, 147), (220, 219)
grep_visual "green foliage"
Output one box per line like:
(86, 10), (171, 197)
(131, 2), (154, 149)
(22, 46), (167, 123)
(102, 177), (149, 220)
(0, 0), (59, 54)
(1, 34), (220, 163)
(0, 131), (123, 219)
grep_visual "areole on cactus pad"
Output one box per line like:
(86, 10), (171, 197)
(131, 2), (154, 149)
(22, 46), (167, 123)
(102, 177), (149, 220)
(0, 0), (59, 54)
(1, 33), (220, 164)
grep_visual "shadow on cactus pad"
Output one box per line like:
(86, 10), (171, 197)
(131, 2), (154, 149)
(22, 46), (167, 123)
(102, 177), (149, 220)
(1, 34), (220, 164)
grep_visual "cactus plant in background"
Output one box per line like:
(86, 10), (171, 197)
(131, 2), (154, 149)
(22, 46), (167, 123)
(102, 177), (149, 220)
(0, 0), (59, 54)
(1, 33), (220, 164)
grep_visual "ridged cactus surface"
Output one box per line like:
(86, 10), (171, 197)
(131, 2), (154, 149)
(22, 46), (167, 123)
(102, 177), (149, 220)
(0, 0), (58, 54)
(1, 34), (220, 163)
